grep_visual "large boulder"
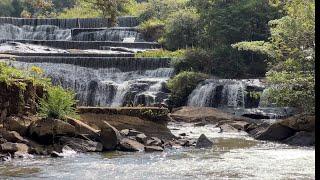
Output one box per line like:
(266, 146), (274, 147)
(279, 114), (315, 132)
(99, 121), (122, 151)
(283, 131), (315, 146)
(65, 117), (100, 140)
(59, 137), (103, 152)
(195, 134), (213, 149)
(170, 107), (248, 124)
(0, 129), (27, 143)
(28, 118), (76, 144)
(254, 123), (296, 141)
(3, 116), (38, 136)
(0, 142), (29, 154)
(118, 138), (145, 152)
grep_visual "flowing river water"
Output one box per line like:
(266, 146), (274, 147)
(0, 122), (315, 180)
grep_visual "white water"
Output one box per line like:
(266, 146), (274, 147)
(10, 62), (174, 107)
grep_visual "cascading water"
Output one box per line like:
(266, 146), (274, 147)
(187, 79), (259, 108)
(9, 61), (174, 107)
(0, 24), (71, 40)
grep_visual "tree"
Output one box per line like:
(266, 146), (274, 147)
(233, 0), (315, 113)
(21, 0), (56, 17)
(0, 0), (14, 17)
(85, 0), (128, 26)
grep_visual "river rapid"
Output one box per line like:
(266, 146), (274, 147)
(0, 122), (314, 180)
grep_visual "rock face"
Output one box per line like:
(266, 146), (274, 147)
(59, 137), (103, 152)
(195, 134), (213, 149)
(3, 116), (37, 136)
(0, 130), (28, 143)
(118, 138), (145, 152)
(99, 121), (122, 151)
(0, 142), (29, 153)
(28, 118), (76, 144)
(65, 117), (100, 140)
(170, 107), (248, 123)
(279, 114), (315, 132)
(254, 123), (296, 141)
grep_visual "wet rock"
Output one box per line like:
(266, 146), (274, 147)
(145, 146), (164, 152)
(0, 153), (11, 162)
(0, 138), (7, 144)
(283, 131), (315, 146)
(29, 118), (76, 144)
(0, 142), (29, 153)
(59, 137), (103, 152)
(179, 133), (187, 137)
(136, 133), (147, 144)
(99, 121), (122, 151)
(254, 123), (296, 141)
(118, 138), (145, 152)
(50, 151), (63, 158)
(120, 129), (130, 136)
(146, 137), (162, 146)
(14, 151), (34, 159)
(218, 124), (239, 133)
(194, 122), (207, 127)
(66, 117), (100, 140)
(195, 134), (213, 149)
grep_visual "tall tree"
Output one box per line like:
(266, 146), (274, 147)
(233, 0), (315, 113)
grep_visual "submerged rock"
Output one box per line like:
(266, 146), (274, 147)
(59, 137), (103, 152)
(118, 138), (145, 152)
(145, 146), (164, 152)
(195, 134), (213, 149)
(99, 121), (122, 151)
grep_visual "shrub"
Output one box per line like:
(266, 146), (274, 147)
(138, 18), (165, 42)
(167, 71), (209, 107)
(39, 86), (78, 119)
(135, 49), (186, 58)
(163, 9), (200, 50)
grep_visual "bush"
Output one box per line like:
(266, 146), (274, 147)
(39, 86), (78, 119)
(138, 18), (165, 42)
(167, 71), (209, 107)
(163, 9), (200, 50)
(135, 49), (186, 58)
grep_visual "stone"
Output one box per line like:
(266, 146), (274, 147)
(279, 114), (315, 132)
(0, 153), (11, 162)
(283, 131), (315, 146)
(29, 118), (76, 144)
(145, 146), (164, 152)
(65, 117), (100, 140)
(254, 123), (296, 141)
(195, 134), (213, 149)
(127, 129), (144, 137)
(136, 133), (147, 144)
(99, 121), (122, 151)
(0, 142), (29, 153)
(3, 116), (34, 136)
(146, 137), (162, 146)
(179, 133), (187, 137)
(0, 130), (28, 143)
(59, 137), (103, 152)
(120, 129), (130, 136)
(50, 151), (63, 158)
(218, 124), (239, 133)
(194, 122), (207, 127)
(14, 151), (34, 159)
(118, 138), (145, 152)
(0, 138), (7, 144)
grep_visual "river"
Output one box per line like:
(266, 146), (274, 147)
(0, 122), (315, 180)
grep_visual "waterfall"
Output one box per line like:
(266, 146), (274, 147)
(9, 61), (174, 107)
(0, 24), (71, 40)
(188, 79), (264, 108)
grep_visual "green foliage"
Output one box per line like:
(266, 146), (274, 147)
(167, 71), (208, 107)
(138, 0), (188, 22)
(233, 0), (315, 113)
(0, 62), (51, 89)
(135, 49), (185, 58)
(58, 0), (101, 18)
(163, 8), (200, 50)
(138, 18), (165, 42)
(39, 86), (78, 119)
(0, 0), (15, 17)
